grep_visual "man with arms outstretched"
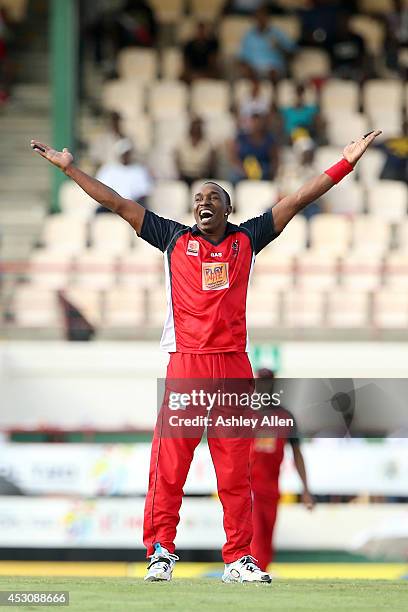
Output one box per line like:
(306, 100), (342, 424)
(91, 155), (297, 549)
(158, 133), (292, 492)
(31, 129), (380, 583)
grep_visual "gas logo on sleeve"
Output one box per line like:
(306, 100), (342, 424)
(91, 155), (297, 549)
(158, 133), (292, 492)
(202, 262), (229, 291)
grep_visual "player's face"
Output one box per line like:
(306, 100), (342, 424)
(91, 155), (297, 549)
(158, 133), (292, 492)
(193, 184), (230, 234)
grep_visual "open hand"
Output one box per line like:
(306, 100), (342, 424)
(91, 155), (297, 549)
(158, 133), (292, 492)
(30, 140), (74, 172)
(343, 130), (382, 166)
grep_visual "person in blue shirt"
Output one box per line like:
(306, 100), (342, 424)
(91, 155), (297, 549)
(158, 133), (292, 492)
(238, 5), (296, 82)
(280, 83), (326, 144)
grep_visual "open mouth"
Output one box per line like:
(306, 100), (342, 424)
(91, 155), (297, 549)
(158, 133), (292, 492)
(199, 209), (214, 222)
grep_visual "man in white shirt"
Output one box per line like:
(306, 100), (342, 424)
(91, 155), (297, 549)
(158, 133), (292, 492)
(95, 138), (153, 211)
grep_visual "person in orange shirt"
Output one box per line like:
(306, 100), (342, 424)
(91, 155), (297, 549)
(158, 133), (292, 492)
(250, 368), (315, 571)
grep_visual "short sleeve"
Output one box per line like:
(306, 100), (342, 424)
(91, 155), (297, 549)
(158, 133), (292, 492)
(138, 210), (188, 253)
(240, 209), (280, 255)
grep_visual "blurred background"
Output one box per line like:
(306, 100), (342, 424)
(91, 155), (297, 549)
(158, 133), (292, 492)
(0, 0), (407, 579)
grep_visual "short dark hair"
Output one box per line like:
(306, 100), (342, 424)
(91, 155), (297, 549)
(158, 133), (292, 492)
(204, 181), (231, 210)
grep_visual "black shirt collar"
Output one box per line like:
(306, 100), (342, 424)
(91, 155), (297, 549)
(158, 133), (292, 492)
(191, 222), (239, 239)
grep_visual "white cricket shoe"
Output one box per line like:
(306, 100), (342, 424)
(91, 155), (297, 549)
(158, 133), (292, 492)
(144, 543), (179, 582)
(222, 555), (272, 584)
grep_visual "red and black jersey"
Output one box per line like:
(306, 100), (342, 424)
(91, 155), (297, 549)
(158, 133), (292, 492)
(138, 209), (279, 353)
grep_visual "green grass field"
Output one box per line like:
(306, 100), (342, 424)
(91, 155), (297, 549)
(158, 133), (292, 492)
(0, 577), (406, 612)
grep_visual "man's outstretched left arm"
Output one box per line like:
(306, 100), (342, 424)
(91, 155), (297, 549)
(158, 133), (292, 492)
(272, 130), (382, 234)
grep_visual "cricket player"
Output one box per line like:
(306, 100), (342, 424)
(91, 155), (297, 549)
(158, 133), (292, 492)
(250, 368), (314, 571)
(30, 129), (380, 583)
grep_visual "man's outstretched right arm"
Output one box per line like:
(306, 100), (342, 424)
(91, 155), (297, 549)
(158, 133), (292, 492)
(30, 140), (145, 234)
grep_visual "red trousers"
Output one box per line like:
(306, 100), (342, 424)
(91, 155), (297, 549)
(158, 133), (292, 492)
(143, 352), (253, 563)
(251, 492), (279, 571)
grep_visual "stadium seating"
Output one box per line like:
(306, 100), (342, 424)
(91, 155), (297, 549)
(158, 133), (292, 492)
(235, 181), (279, 219)
(117, 49), (158, 81)
(147, 287), (168, 326)
(340, 252), (383, 290)
(282, 290), (325, 328)
(357, 149), (385, 186)
(276, 79), (317, 106)
(326, 290), (369, 328)
(204, 112), (236, 145)
(118, 248), (163, 289)
(246, 290), (281, 327)
(149, 181), (189, 219)
(384, 253), (408, 288)
(269, 216), (308, 255)
(190, 0), (225, 20)
(148, 81), (188, 119)
(252, 251), (294, 290)
(291, 48), (331, 81)
(349, 15), (385, 56)
(309, 215), (350, 255)
(363, 80), (404, 114)
(351, 215), (391, 255)
(91, 215), (133, 255)
(41, 214), (87, 254)
(219, 16), (252, 58)
(59, 181), (97, 218)
(11, 285), (60, 328)
(73, 250), (117, 290)
(121, 115), (153, 156)
(102, 80), (145, 117)
(232, 79), (273, 108)
(373, 290), (408, 329)
(296, 251), (338, 289)
(366, 181), (407, 221)
(320, 80), (359, 114)
(149, 0), (184, 24)
(324, 181), (364, 215)
(103, 288), (145, 328)
(326, 112), (369, 148)
(191, 79), (231, 118)
(161, 48), (183, 80)
(27, 250), (73, 289)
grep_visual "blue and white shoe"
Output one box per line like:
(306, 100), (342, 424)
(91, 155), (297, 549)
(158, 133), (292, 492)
(144, 543), (179, 582)
(222, 555), (272, 583)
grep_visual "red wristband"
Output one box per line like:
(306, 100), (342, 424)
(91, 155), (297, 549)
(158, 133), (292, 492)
(324, 158), (354, 183)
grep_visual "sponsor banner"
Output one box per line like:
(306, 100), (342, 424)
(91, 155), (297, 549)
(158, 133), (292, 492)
(0, 497), (406, 551)
(0, 440), (408, 496)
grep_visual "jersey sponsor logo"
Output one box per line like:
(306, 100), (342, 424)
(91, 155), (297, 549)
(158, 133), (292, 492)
(211, 252), (222, 257)
(202, 262), (229, 291)
(254, 437), (277, 452)
(186, 240), (199, 256)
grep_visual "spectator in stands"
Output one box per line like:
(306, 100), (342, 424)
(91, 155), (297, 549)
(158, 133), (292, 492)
(224, 0), (265, 15)
(175, 117), (215, 186)
(228, 111), (279, 183)
(384, 0), (408, 75)
(114, 0), (157, 49)
(298, 0), (343, 48)
(89, 111), (129, 169)
(238, 5), (296, 83)
(327, 11), (370, 82)
(95, 137), (153, 211)
(181, 22), (220, 83)
(277, 130), (324, 219)
(280, 83), (325, 145)
(236, 77), (283, 139)
(378, 118), (408, 183)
